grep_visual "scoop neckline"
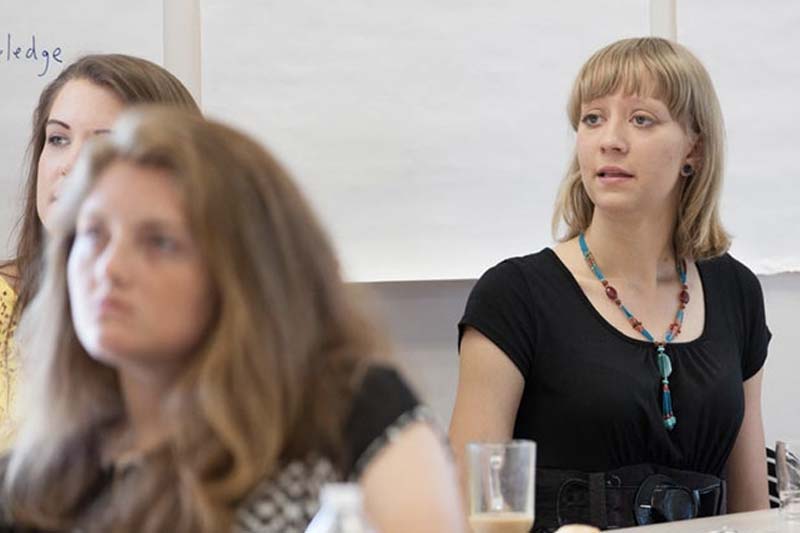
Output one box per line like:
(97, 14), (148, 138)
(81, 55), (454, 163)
(543, 247), (709, 349)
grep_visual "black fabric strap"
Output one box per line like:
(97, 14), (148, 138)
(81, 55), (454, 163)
(534, 464), (726, 533)
(588, 472), (607, 530)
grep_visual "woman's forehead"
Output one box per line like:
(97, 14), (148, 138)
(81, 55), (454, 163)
(580, 89), (667, 109)
(580, 68), (664, 103)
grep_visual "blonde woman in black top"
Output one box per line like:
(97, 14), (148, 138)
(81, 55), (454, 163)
(450, 38), (770, 531)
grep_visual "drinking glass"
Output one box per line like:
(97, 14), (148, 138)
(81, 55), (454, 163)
(777, 440), (800, 521)
(466, 440), (535, 533)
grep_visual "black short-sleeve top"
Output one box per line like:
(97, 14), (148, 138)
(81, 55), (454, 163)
(234, 365), (430, 532)
(458, 249), (771, 477)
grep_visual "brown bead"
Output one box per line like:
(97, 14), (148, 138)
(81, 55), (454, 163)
(605, 285), (618, 300)
(679, 290), (690, 304)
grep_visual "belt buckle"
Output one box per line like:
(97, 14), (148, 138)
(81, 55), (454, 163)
(634, 474), (699, 525)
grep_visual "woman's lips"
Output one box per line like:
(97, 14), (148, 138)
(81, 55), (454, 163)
(97, 296), (132, 318)
(597, 166), (634, 178)
(597, 166), (634, 184)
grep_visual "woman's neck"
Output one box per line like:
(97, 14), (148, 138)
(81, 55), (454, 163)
(111, 367), (176, 462)
(583, 208), (680, 291)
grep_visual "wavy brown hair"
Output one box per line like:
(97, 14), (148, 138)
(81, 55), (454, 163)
(552, 37), (730, 260)
(4, 108), (382, 532)
(3, 54), (200, 325)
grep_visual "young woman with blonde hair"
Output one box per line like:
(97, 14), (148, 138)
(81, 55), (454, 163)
(0, 54), (200, 435)
(450, 37), (770, 530)
(1, 107), (464, 533)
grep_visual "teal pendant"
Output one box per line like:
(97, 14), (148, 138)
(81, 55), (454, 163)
(657, 348), (672, 379)
(659, 346), (677, 431)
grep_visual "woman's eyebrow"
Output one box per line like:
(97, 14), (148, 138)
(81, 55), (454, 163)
(45, 119), (71, 130)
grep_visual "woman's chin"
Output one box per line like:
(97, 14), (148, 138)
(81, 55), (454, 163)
(82, 335), (139, 368)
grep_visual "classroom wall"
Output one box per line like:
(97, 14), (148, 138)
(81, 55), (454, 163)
(364, 273), (800, 447)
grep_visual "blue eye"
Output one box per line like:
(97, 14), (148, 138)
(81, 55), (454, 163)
(149, 234), (178, 253)
(632, 114), (655, 127)
(46, 134), (70, 147)
(581, 113), (602, 126)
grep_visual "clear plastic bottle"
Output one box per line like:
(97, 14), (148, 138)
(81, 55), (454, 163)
(305, 483), (376, 533)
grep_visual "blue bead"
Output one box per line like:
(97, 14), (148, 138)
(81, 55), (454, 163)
(663, 416), (677, 430)
(579, 233), (589, 254)
(662, 390), (673, 411)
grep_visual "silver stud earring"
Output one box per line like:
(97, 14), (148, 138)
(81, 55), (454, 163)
(680, 164), (695, 178)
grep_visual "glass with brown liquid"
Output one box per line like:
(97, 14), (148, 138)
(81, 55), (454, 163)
(467, 440), (535, 533)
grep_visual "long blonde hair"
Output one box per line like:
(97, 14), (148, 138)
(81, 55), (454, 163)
(5, 108), (382, 532)
(552, 37), (730, 260)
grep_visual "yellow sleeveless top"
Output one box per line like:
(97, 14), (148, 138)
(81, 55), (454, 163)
(0, 275), (18, 444)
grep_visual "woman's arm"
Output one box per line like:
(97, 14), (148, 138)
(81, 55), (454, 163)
(725, 367), (770, 512)
(448, 327), (526, 506)
(359, 421), (467, 533)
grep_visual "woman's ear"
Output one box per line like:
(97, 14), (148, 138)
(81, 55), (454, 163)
(685, 133), (703, 174)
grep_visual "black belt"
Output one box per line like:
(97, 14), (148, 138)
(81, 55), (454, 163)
(534, 464), (726, 532)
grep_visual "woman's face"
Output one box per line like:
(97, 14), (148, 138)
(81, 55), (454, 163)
(67, 160), (213, 379)
(576, 89), (696, 216)
(37, 78), (125, 231)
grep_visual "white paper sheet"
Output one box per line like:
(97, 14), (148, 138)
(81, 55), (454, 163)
(202, 1), (649, 281)
(679, 1), (800, 274)
(0, 0), (164, 258)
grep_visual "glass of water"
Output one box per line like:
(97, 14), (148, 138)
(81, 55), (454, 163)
(776, 440), (800, 520)
(466, 440), (535, 533)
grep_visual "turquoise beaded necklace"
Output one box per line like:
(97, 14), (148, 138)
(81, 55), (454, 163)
(578, 233), (688, 431)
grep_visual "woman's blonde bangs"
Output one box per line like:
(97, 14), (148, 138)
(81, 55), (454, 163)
(568, 39), (696, 131)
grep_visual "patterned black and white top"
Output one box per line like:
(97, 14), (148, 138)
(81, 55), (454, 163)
(233, 365), (433, 533)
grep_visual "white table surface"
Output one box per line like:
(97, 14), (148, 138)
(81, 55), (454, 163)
(614, 509), (800, 532)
